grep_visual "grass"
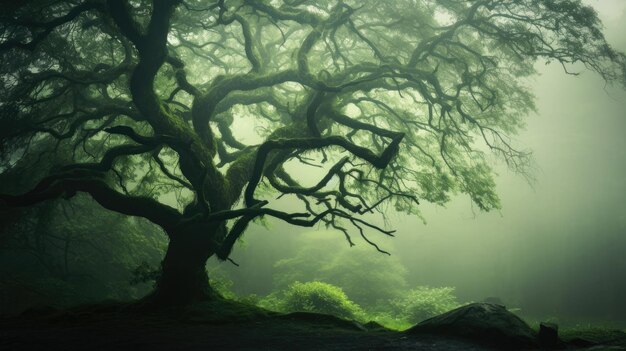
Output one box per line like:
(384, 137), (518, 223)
(522, 316), (626, 348)
(560, 326), (626, 344)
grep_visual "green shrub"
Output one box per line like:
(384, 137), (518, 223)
(392, 286), (460, 323)
(210, 274), (237, 300)
(272, 233), (408, 306)
(260, 281), (363, 320)
(365, 310), (414, 331)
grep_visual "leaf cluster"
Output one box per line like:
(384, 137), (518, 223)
(259, 280), (364, 320)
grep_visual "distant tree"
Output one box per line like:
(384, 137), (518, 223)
(272, 232), (408, 306)
(0, 139), (166, 312)
(0, 194), (168, 313)
(0, 0), (624, 306)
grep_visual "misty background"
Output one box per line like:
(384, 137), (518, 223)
(210, 0), (626, 325)
(1, 0), (624, 328)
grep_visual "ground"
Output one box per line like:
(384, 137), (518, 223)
(1, 301), (625, 350)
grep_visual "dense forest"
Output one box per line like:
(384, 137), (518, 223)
(1, 0), (625, 350)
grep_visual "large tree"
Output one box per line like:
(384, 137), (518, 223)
(0, 0), (624, 306)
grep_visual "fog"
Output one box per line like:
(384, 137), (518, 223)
(1, 0), (625, 334)
(214, 0), (626, 325)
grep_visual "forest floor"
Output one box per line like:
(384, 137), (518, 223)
(1, 300), (625, 351)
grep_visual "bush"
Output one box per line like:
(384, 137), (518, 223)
(272, 232), (408, 307)
(392, 286), (460, 323)
(259, 281), (363, 320)
(210, 274), (237, 300)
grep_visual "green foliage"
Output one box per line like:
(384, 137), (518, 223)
(208, 231), (465, 329)
(0, 195), (167, 314)
(391, 286), (461, 324)
(209, 274), (238, 300)
(2, 0), (622, 317)
(130, 261), (161, 287)
(364, 311), (415, 331)
(458, 163), (501, 211)
(272, 231), (407, 306)
(259, 281), (363, 320)
(252, 280), (462, 329)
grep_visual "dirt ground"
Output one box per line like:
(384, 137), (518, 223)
(1, 303), (624, 351)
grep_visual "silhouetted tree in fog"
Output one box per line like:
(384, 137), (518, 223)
(1, 0), (624, 306)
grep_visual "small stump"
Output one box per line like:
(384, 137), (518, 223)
(538, 322), (559, 347)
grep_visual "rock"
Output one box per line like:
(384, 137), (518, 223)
(538, 322), (559, 346)
(406, 303), (537, 349)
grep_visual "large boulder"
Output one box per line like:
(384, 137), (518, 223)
(406, 303), (537, 349)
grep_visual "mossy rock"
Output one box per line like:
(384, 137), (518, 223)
(406, 303), (537, 349)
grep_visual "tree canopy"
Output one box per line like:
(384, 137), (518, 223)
(0, 0), (624, 304)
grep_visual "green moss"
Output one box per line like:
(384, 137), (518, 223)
(225, 149), (256, 191)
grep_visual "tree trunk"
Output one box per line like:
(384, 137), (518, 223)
(146, 223), (221, 306)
